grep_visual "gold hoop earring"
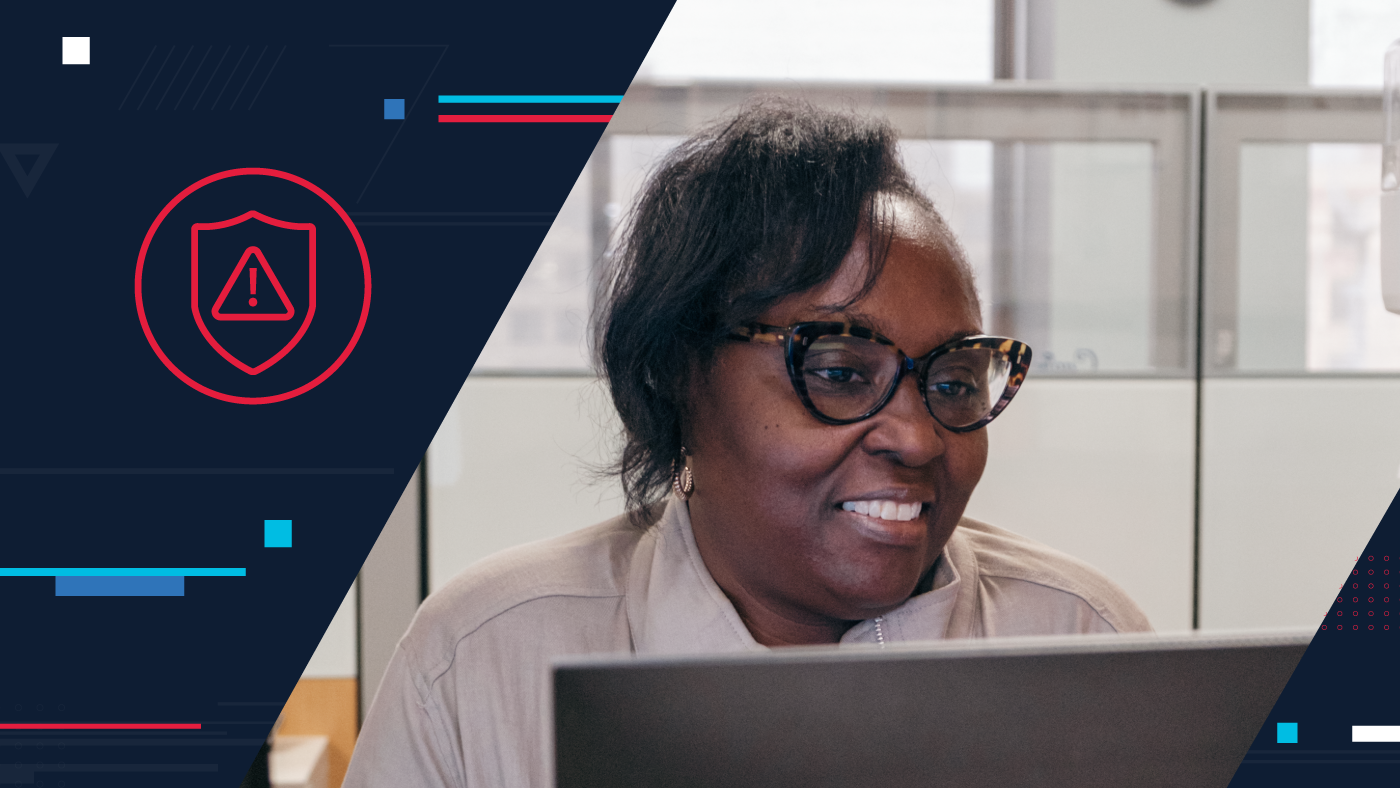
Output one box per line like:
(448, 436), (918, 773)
(671, 447), (694, 501)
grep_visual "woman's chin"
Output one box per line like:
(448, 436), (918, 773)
(823, 568), (930, 620)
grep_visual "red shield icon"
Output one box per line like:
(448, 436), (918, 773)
(191, 211), (317, 375)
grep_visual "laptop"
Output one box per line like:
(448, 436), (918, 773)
(554, 630), (1309, 787)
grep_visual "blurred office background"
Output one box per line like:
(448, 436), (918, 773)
(280, 2), (1400, 785)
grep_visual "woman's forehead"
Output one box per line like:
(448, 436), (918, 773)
(764, 204), (980, 345)
(837, 199), (965, 289)
(876, 196), (946, 246)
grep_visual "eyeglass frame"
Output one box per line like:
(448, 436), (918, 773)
(727, 322), (1032, 432)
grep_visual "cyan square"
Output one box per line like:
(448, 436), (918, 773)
(264, 519), (292, 548)
(1277, 722), (1298, 744)
(384, 98), (404, 120)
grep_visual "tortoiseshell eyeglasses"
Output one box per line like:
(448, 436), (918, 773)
(728, 322), (1032, 431)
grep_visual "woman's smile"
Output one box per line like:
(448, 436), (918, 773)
(838, 498), (930, 546)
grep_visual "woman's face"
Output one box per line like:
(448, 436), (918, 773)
(686, 200), (986, 645)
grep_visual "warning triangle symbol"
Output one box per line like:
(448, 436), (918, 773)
(211, 246), (296, 321)
(0, 143), (57, 198)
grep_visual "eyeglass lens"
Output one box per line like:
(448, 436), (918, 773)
(801, 334), (1011, 427)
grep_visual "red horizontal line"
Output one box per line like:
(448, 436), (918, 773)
(0, 723), (202, 730)
(438, 114), (613, 123)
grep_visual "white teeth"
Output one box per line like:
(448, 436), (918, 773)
(841, 500), (922, 522)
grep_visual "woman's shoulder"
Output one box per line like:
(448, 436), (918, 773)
(951, 516), (1152, 634)
(399, 512), (653, 671)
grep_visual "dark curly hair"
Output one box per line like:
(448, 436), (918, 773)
(592, 97), (958, 520)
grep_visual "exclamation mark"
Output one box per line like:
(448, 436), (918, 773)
(248, 268), (258, 307)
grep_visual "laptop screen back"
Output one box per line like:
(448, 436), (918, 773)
(554, 631), (1308, 788)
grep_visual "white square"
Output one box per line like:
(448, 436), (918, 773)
(62, 37), (90, 65)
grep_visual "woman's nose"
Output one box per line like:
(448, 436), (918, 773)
(861, 372), (946, 466)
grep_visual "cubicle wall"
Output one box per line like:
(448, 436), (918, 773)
(355, 84), (1400, 711)
(1199, 90), (1400, 629)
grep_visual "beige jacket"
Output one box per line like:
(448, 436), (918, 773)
(343, 498), (1151, 788)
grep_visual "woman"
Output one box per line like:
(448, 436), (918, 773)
(344, 100), (1149, 788)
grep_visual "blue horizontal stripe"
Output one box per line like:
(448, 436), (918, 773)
(0, 568), (245, 577)
(438, 95), (623, 104)
(56, 576), (185, 596)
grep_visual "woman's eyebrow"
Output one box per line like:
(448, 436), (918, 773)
(811, 305), (887, 332)
(809, 304), (983, 348)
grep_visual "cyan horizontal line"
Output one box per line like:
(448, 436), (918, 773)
(438, 95), (622, 103)
(1, 568), (244, 577)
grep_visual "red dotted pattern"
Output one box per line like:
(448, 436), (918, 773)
(1320, 555), (1393, 632)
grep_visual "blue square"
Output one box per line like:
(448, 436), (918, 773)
(1277, 722), (1298, 744)
(264, 520), (292, 548)
(384, 98), (404, 120)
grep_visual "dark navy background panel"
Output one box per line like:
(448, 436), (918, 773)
(1229, 488), (1400, 787)
(0, 3), (673, 786)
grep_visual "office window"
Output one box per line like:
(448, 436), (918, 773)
(1234, 142), (1400, 372)
(1312, 0), (1400, 87)
(1307, 143), (1400, 370)
(638, 0), (993, 84)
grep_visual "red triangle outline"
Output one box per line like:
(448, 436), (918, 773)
(210, 246), (296, 321)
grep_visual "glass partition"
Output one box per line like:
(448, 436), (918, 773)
(1203, 90), (1386, 375)
(1307, 143), (1400, 370)
(472, 163), (594, 373)
(1231, 141), (1400, 372)
(1002, 141), (1157, 373)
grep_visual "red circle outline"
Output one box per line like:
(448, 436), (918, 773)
(135, 168), (371, 404)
